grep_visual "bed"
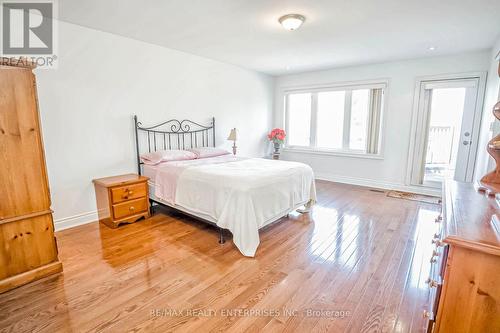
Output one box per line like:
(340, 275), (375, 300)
(134, 116), (316, 257)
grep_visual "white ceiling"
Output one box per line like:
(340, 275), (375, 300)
(59, 0), (500, 76)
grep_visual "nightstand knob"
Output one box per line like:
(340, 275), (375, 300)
(129, 206), (135, 211)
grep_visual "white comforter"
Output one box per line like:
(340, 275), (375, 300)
(152, 156), (316, 256)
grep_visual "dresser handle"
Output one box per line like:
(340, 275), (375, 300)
(128, 190), (134, 195)
(434, 233), (440, 239)
(426, 278), (440, 288)
(432, 238), (443, 247)
(129, 206), (135, 211)
(423, 310), (432, 318)
(430, 280), (440, 288)
(435, 215), (442, 223)
(430, 257), (438, 264)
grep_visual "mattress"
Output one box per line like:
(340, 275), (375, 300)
(143, 155), (237, 179)
(143, 155), (316, 257)
(143, 155), (239, 205)
(142, 163), (161, 181)
(148, 183), (217, 223)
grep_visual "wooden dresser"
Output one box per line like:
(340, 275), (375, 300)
(93, 174), (150, 228)
(0, 60), (62, 293)
(425, 180), (500, 332)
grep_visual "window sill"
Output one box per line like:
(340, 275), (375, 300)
(282, 147), (384, 160)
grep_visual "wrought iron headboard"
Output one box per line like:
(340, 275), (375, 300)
(134, 115), (215, 175)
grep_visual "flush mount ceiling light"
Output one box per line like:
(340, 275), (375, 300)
(279, 14), (305, 31)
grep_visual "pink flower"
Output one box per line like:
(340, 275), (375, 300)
(268, 128), (286, 142)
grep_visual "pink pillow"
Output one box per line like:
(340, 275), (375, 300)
(187, 147), (231, 159)
(140, 150), (197, 165)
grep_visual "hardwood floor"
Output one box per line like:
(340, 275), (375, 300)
(0, 181), (440, 333)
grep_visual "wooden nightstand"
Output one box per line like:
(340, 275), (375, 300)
(92, 174), (150, 228)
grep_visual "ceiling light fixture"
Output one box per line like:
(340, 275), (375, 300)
(279, 14), (305, 31)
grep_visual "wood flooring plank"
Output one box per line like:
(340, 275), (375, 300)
(0, 181), (440, 333)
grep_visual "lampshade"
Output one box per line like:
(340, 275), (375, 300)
(227, 128), (237, 141)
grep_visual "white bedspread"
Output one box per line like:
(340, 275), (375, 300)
(152, 156), (316, 256)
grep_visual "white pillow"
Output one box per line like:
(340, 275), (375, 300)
(187, 147), (231, 159)
(140, 150), (197, 165)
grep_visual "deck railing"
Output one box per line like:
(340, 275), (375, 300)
(426, 126), (454, 165)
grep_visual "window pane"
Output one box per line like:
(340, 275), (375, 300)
(287, 93), (311, 146)
(349, 89), (370, 150)
(317, 91), (345, 149)
(424, 88), (466, 183)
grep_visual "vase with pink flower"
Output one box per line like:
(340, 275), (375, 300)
(267, 128), (286, 159)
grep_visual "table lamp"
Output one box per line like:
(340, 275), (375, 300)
(227, 128), (237, 155)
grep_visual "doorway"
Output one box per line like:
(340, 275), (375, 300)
(409, 75), (485, 188)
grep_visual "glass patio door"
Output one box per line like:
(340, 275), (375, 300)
(410, 78), (480, 187)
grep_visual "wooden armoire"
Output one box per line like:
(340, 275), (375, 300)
(0, 59), (62, 293)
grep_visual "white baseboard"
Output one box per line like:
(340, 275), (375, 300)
(52, 174), (439, 232)
(315, 172), (441, 197)
(54, 210), (97, 231)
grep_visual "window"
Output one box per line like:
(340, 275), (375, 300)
(284, 82), (385, 155)
(288, 93), (311, 146)
(317, 91), (344, 149)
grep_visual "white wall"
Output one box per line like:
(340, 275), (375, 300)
(474, 37), (500, 180)
(36, 20), (274, 230)
(274, 52), (490, 194)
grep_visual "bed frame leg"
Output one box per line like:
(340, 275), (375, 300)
(297, 199), (314, 214)
(218, 228), (225, 244)
(149, 199), (155, 214)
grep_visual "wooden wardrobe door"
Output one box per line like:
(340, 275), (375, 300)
(0, 67), (51, 220)
(0, 214), (58, 280)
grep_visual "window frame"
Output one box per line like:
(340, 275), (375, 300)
(282, 79), (389, 159)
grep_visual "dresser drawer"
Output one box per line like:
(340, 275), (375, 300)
(425, 239), (449, 332)
(111, 183), (147, 204)
(113, 198), (148, 220)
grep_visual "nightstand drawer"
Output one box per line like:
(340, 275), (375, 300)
(113, 198), (148, 220)
(111, 183), (147, 204)
(94, 174), (150, 228)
